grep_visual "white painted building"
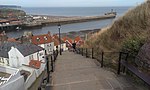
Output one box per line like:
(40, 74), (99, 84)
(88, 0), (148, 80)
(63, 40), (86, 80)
(0, 42), (45, 68)
(19, 64), (45, 90)
(0, 66), (25, 90)
(53, 34), (67, 51)
(32, 33), (54, 55)
(61, 43), (67, 51)
(0, 42), (46, 90)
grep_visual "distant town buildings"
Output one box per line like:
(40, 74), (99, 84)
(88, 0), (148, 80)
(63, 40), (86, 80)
(62, 36), (73, 48)
(52, 34), (67, 51)
(74, 36), (84, 46)
(0, 31), (84, 90)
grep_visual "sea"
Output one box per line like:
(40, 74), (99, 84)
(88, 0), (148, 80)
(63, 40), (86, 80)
(7, 7), (133, 38)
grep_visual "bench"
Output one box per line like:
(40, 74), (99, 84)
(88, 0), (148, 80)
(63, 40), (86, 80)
(121, 60), (150, 86)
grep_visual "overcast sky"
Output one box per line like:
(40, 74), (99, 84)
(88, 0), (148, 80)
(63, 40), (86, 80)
(0, 0), (145, 7)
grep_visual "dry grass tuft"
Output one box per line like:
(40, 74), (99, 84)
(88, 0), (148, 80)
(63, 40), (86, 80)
(85, 1), (150, 52)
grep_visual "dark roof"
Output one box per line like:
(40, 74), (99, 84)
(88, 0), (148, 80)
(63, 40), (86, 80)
(0, 42), (44, 58)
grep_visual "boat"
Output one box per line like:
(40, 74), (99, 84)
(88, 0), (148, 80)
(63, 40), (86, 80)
(105, 9), (117, 15)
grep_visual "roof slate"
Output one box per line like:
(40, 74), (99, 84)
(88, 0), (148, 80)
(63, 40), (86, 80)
(0, 42), (44, 58)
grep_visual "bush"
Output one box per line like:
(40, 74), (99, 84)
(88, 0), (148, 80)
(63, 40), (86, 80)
(122, 37), (146, 57)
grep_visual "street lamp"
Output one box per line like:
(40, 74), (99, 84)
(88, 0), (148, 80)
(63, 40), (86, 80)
(58, 24), (62, 55)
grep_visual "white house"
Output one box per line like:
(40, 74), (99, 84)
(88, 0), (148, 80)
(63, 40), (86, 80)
(0, 42), (46, 90)
(0, 42), (45, 68)
(61, 43), (67, 51)
(62, 36), (73, 50)
(52, 34), (67, 51)
(74, 36), (84, 46)
(32, 32), (54, 55)
(0, 66), (25, 90)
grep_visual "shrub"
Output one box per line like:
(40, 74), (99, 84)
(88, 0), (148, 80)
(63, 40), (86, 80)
(122, 37), (146, 57)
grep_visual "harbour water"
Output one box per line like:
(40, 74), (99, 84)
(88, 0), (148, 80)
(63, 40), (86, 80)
(22, 7), (131, 16)
(7, 7), (132, 38)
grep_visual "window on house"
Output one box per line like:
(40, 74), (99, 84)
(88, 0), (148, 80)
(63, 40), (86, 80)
(37, 52), (39, 60)
(6, 59), (9, 65)
(1, 58), (4, 63)
(39, 53), (43, 56)
(29, 55), (33, 60)
(44, 36), (48, 40)
(36, 37), (40, 42)
(32, 55), (34, 60)
(50, 48), (51, 51)
(0, 57), (2, 63)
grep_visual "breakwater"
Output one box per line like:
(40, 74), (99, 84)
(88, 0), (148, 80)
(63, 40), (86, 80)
(41, 14), (116, 26)
(0, 14), (116, 32)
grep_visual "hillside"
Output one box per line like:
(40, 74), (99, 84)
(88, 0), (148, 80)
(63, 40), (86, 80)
(0, 8), (26, 18)
(85, 1), (150, 53)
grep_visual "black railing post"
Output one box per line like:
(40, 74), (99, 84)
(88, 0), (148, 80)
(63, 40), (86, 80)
(92, 48), (94, 59)
(53, 50), (56, 62)
(82, 48), (83, 56)
(86, 48), (88, 58)
(123, 53), (128, 73)
(38, 87), (41, 90)
(78, 48), (80, 54)
(46, 56), (50, 83)
(125, 53), (129, 62)
(118, 52), (122, 75)
(101, 52), (104, 68)
(51, 55), (54, 72)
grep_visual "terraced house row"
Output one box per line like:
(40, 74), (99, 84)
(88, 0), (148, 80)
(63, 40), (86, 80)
(0, 31), (84, 90)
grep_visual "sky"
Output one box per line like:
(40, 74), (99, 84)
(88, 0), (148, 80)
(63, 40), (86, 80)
(0, 0), (145, 7)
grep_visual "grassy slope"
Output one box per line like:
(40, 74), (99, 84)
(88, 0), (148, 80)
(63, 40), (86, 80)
(85, 1), (150, 52)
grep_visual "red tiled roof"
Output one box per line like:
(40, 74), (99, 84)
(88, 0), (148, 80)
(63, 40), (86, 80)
(29, 60), (41, 69)
(32, 34), (53, 45)
(52, 34), (60, 46)
(8, 18), (18, 21)
(10, 21), (22, 24)
(62, 36), (73, 45)
(74, 36), (82, 43)
(53, 38), (60, 46)
(53, 34), (59, 40)
(7, 38), (21, 43)
(74, 36), (84, 46)
(0, 20), (9, 23)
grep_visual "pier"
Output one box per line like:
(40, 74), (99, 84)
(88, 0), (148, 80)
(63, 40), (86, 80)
(41, 14), (116, 25)
(0, 14), (116, 31)
(0, 24), (20, 31)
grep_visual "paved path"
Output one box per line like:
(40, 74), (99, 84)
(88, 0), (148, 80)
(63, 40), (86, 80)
(51, 51), (141, 90)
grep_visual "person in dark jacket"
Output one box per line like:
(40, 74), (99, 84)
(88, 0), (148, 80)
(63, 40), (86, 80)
(72, 42), (76, 52)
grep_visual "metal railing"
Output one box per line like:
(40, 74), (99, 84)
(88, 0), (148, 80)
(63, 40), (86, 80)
(77, 48), (120, 72)
(38, 50), (58, 90)
(77, 48), (150, 87)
